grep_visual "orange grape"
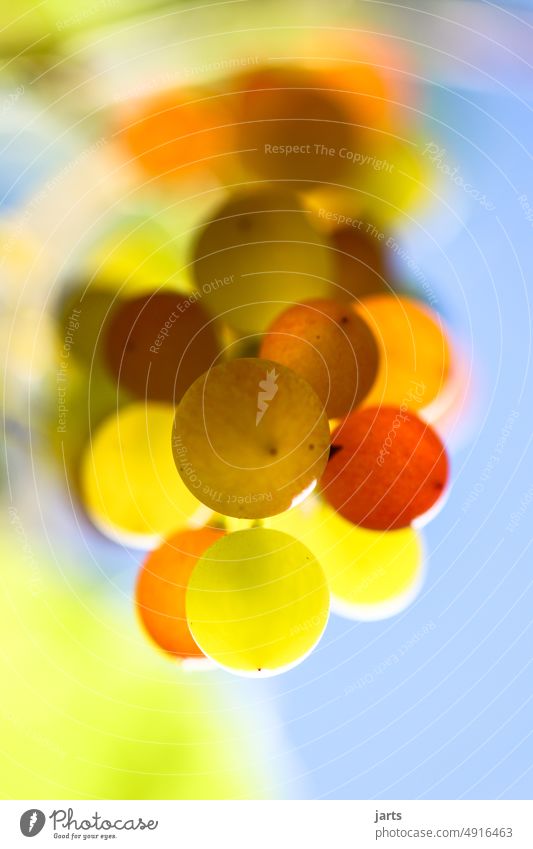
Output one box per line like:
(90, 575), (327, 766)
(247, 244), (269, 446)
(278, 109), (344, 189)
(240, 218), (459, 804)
(322, 406), (449, 529)
(136, 527), (225, 659)
(260, 299), (379, 418)
(116, 86), (234, 182)
(354, 294), (451, 412)
(228, 65), (354, 187)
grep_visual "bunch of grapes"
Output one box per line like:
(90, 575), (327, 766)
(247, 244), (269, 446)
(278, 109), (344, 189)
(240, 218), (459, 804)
(50, 52), (456, 677)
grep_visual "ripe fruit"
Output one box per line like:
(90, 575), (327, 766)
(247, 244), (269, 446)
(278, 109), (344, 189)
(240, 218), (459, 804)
(172, 359), (330, 519)
(104, 292), (220, 402)
(355, 295), (451, 412)
(260, 299), (379, 417)
(81, 402), (207, 547)
(267, 499), (423, 619)
(191, 187), (333, 332)
(136, 527), (225, 658)
(322, 406), (449, 529)
(186, 528), (329, 675)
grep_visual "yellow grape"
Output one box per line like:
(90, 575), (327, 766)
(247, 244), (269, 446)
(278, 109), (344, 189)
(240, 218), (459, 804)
(81, 402), (209, 548)
(186, 528), (330, 675)
(267, 499), (424, 620)
(172, 359), (330, 519)
(191, 187), (333, 332)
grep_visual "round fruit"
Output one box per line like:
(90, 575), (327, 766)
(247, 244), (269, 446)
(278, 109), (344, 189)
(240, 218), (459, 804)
(229, 65), (354, 187)
(322, 406), (449, 529)
(355, 295), (451, 412)
(267, 498), (423, 620)
(260, 299), (379, 417)
(81, 402), (208, 547)
(104, 292), (220, 402)
(136, 527), (225, 658)
(172, 359), (330, 519)
(190, 187), (333, 332)
(329, 224), (390, 301)
(117, 85), (233, 183)
(186, 528), (329, 675)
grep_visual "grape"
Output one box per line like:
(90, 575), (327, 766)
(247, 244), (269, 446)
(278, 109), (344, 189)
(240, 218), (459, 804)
(81, 402), (209, 548)
(349, 134), (431, 222)
(260, 299), (379, 418)
(85, 209), (190, 296)
(49, 357), (131, 494)
(294, 31), (417, 134)
(116, 85), (234, 183)
(172, 358), (330, 519)
(191, 187), (333, 333)
(227, 65), (354, 187)
(55, 285), (117, 366)
(136, 527), (225, 659)
(322, 406), (449, 529)
(186, 528), (329, 675)
(354, 295), (451, 411)
(104, 292), (220, 402)
(267, 498), (423, 620)
(329, 224), (390, 300)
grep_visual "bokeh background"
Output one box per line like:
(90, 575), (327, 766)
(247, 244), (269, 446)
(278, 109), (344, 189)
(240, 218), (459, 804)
(1, 0), (532, 799)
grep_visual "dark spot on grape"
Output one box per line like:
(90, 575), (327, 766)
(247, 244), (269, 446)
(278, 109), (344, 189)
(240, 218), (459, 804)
(309, 443), (314, 450)
(257, 668), (262, 672)
(329, 443), (343, 460)
(268, 446), (278, 456)
(340, 315), (349, 324)
(315, 335), (321, 340)
(433, 480), (444, 490)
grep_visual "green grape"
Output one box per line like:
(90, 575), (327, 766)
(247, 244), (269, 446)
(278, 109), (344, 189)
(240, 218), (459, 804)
(54, 285), (118, 366)
(186, 528), (330, 675)
(267, 498), (424, 620)
(84, 208), (191, 297)
(172, 359), (330, 519)
(81, 402), (209, 548)
(190, 187), (333, 332)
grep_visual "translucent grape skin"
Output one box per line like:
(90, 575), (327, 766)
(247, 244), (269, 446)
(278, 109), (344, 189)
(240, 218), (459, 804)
(322, 406), (449, 530)
(329, 225), (390, 301)
(55, 285), (117, 366)
(260, 299), (380, 418)
(266, 498), (423, 620)
(186, 528), (330, 675)
(136, 527), (225, 658)
(172, 359), (331, 519)
(81, 402), (206, 547)
(227, 65), (355, 187)
(190, 187), (333, 333)
(104, 292), (220, 402)
(354, 295), (451, 412)
(116, 85), (234, 183)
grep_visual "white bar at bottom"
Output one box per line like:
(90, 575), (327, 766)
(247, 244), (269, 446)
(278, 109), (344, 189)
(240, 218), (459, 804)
(2, 800), (532, 848)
